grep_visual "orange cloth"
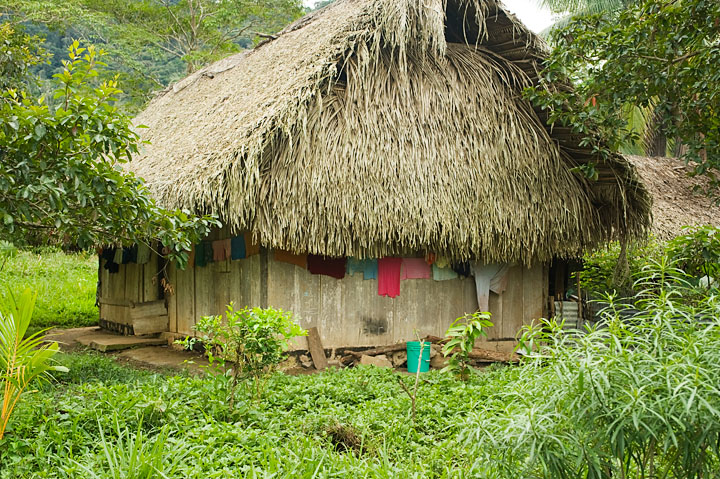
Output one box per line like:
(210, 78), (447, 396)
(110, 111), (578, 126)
(425, 253), (436, 265)
(274, 250), (307, 269)
(244, 232), (260, 257)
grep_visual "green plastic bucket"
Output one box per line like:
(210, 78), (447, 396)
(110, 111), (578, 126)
(406, 341), (431, 373)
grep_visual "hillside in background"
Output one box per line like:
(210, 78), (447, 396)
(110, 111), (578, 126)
(2, 0), (305, 113)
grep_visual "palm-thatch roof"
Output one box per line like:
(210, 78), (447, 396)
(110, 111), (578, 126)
(626, 156), (720, 240)
(130, 0), (651, 264)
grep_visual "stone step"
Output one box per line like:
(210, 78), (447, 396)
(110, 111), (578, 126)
(76, 330), (166, 352)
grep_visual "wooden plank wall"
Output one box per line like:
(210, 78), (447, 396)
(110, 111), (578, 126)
(265, 259), (546, 350)
(98, 253), (161, 326)
(165, 252), (263, 336)
(102, 238), (548, 350)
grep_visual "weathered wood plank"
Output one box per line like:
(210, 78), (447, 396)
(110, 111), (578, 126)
(319, 273), (343, 345)
(124, 263), (141, 304)
(522, 264), (545, 326)
(130, 300), (167, 320)
(142, 253), (159, 303)
(500, 266), (524, 340)
(167, 262), (177, 333)
(133, 315), (169, 336)
(346, 342), (407, 358)
(175, 264), (195, 335)
(99, 304), (130, 326)
(306, 326), (328, 370)
(194, 258), (216, 327)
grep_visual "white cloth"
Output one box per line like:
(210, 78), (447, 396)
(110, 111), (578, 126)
(471, 262), (511, 311)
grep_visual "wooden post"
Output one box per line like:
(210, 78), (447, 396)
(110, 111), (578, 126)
(306, 327), (328, 370)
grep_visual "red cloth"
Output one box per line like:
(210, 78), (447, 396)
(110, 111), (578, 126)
(307, 255), (347, 279)
(401, 258), (431, 280)
(378, 257), (402, 298)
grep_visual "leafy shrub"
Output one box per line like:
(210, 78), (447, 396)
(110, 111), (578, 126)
(182, 304), (306, 403)
(666, 224), (720, 283)
(442, 312), (493, 380)
(579, 237), (663, 297)
(464, 258), (720, 478)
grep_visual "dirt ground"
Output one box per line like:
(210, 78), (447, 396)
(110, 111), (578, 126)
(46, 327), (209, 373)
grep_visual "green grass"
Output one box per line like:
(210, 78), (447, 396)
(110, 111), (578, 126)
(0, 351), (521, 478)
(2, 256), (720, 478)
(0, 247), (97, 331)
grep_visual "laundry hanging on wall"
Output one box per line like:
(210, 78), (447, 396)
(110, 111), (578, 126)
(244, 232), (260, 257)
(471, 262), (511, 312)
(231, 235), (246, 260)
(136, 243), (151, 265)
(307, 255), (346, 279)
(347, 258), (378, 280)
(123, 245), (138, 264)
(275, 250), (308, 269)
(452, 261), (471, 278)
(212, 239), (229, 261)
(113, 247), (124, 265)
(432, 264), (458, 281)
(377, 257), (402, 298)
(101, 247), (119, 274)
(400, 258), (431, 280)
(194, 242), (213, 267)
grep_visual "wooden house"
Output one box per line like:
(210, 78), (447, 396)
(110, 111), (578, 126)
(97, 0), (651, 351)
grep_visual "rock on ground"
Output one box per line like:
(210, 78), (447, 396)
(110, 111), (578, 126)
(360, 354), (393, 368)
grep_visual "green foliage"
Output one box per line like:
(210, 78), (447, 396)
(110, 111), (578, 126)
(580, 237), (663, 297)
(466, 258), (720, 478)
(667, 225), (720, 282)
(0, 288), (67, 440)
(184, 304), (306, 402)
(74, 418), (192, 479)
(441, 311), (493, 380)
(0, 248), (97, 332)
(0, 351), (526, 478)
(4, 0), (304, 110)
(526, 0), (720, 191)
(0, 41), (218, 265)
(541, 0), (635, 15)
(0, 22), (48, 91)
(582, 228), (720, 298)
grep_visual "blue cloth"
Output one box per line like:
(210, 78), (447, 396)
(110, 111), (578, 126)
(347, 258), (377, 280)
(231, 235), (246, 260)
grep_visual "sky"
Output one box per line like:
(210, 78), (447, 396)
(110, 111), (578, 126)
(303, 0), (557, 33)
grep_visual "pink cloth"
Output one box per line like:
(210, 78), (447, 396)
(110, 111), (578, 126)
(378, 257), (402, 298)
(400, 258), (431, 280)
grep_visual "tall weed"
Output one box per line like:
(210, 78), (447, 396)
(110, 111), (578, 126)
(465, 258), (720, 478)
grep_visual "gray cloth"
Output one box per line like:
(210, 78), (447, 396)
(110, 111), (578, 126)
(471, 263), (511, 312)
(136, 243), (151, 264)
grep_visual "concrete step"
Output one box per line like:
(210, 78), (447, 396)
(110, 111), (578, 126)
(75, 330), (166, 352)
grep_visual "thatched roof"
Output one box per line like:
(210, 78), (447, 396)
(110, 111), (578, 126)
(130, 0), (651, 264)
(626, 156), (720, 240)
